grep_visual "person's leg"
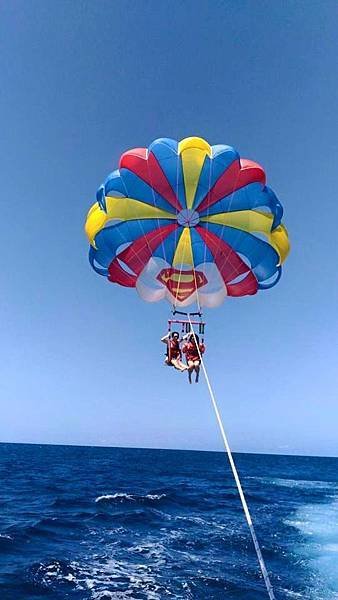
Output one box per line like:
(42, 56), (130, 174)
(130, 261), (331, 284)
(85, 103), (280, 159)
(178, 359), (189, 371)
(194, 360), (200, 382)
(188, 360), (194, 383)
(170, 358), (180, 370)
(171, 358), (188, 371)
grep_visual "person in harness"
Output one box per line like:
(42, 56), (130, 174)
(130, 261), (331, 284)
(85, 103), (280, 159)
(182, 333), (205, 383)
(161, 332), (188, 372)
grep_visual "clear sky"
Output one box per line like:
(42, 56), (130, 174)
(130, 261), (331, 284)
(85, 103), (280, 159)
(1, 1), (337, 455)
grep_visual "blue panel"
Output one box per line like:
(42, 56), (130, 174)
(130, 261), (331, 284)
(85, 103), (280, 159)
(201, 222), (279, 281)
(119, 168), (177, 213)
(258, 266), (282, 289)
(264, 186), (283, 229)
(193, 145), (239, 210)
(96, 170), (128, 212)
(149, 138), (178, 158)
(149, 138), (186, 209)
(190, 227), (213, 265)
(93, 219), (173, 268)
(89, 246), (108, 276)
(104, 170), (128, 196)
(198, 182), (282, 229)
(96, 186), (107, 212)
(212, 144), (240, 175)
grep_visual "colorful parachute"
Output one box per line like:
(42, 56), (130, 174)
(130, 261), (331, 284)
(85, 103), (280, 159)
(85, 137), (289, 308)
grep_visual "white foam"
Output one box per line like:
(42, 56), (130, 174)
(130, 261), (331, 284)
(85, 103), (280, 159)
(95, 492), (166, 503)
(286, 500), (338, 538)
(146, 494), (166, 501)
(323, 544), (338, 553)
(95, 493), (135, 503)
(37, 557), (164, 599)
(280, 589), (303, 598)
(285, 498), (338, 598)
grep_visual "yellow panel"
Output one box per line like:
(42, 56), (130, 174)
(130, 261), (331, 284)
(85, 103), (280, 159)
(270, 224), (290, 264)
(201, 210), (273, 233)
(85, 207), (108, 247)
(178, 137), (212, 156)
(84, 196), (175, 247)
(86, 202), (99, 218)
(178, 138), (212, 210)
(173, 227), (194, 266)
(201, 210), (290, 264)
(180, 148), (208, 209)
(105, 196), (175, 221)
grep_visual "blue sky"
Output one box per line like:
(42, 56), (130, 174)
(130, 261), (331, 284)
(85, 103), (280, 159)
(1, 1), (337, 455)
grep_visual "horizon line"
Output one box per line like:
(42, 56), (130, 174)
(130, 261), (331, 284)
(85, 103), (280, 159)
(1, 440), (337, 461)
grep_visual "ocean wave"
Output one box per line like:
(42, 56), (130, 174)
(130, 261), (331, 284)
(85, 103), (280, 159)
(3, 443), (338, 599)
(247, 476), (338, 491)
(6, 516), (85, 543)
(126, 540), (168, 566)
(0, 533), (14, 549)
(95, 492), (167, 504)
(175, 514), (228, 530)
(52, 496), (90, 508)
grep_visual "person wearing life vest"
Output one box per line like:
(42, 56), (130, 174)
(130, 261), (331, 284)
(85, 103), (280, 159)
(182, 333), (205, 383)
(161, 332), (188, 371)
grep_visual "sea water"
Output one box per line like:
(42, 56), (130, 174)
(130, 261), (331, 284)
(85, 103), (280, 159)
(1, 443), (338, 599)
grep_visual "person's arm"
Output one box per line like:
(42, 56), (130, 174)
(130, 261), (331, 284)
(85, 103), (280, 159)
(199, 343), (205, 354)
(161, 332), (170, 344)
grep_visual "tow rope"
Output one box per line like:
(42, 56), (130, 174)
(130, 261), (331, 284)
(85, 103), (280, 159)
(188, 314), (276, 600)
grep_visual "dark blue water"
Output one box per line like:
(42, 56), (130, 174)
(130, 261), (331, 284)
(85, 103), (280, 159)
(1, 444), (338, 599)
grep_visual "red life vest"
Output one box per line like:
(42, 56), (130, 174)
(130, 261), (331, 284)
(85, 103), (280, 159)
(182, 341), (205, 362)
(168, 339), (181, 361)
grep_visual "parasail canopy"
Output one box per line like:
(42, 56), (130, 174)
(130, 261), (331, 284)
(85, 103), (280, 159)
(85, 137), (289, 308)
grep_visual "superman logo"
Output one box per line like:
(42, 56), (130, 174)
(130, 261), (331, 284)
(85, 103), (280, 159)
(157, 268), (208, 302)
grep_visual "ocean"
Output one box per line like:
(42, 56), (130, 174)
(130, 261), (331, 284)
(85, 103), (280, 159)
(1, 443), (338, 599)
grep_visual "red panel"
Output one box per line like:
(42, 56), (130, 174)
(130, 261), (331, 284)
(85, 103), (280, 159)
(196, 226), (249, 283)
(197, 158), (266, 214)
(116, 223), (178, 276)
(227, 271), (258, 296)
(120, 149), (182, 211)
(108, 259), (137, 287)
(239, 159), (266, 182)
